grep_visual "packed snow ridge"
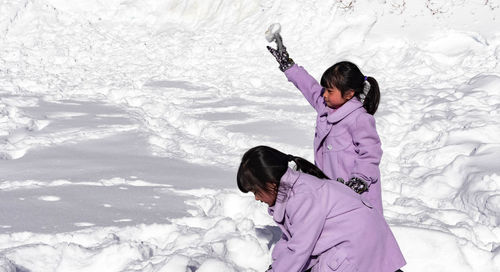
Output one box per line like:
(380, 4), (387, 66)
(1, 0), (499, 271)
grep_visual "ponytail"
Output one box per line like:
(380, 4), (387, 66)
(288, 156), (329, 180)
(237, 146), (329, 195)
(362, 76), (380, 115)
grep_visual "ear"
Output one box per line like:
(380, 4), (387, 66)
(344, 89), (355, 100)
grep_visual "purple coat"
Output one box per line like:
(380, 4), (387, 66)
(268, 168), (406, 272)
(285, 64), (384, 212)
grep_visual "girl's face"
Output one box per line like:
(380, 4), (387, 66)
(323, 86), (354, 109)
(252, 183), (277, 206)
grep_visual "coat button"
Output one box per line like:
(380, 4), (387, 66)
(327, 144), (332, 150)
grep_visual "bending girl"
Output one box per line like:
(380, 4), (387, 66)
(237, 146), (405, 272)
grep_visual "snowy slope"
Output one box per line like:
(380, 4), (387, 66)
(1, 0), (499, 271)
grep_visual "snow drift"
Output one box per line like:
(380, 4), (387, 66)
(1, 0), (499, 271)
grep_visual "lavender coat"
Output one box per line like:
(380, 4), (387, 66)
(268, 168), (405, 272)
(285, 64), (384, 212)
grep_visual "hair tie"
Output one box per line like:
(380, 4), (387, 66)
(286, 154), (295, 162)
(361, 77), (371, 101)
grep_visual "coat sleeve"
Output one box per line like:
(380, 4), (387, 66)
(284, 64), (324, 112)
(269, 192), (325, 272)
(350, 113), (382, 186)
(271, 234), (288, 262)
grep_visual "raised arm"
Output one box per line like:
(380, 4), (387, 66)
(284, 65), (324, 112)
(267, 34), (324, 112)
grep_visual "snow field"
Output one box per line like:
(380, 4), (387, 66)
(1, 0), (500, 271)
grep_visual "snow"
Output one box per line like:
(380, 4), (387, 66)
(1, 0), (499, 271)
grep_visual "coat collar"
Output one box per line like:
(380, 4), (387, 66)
(269, 167), (300, 223)
(325, 98), (364, 123)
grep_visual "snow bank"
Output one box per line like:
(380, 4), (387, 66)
(1, 0), (499, 271)
(0, 95), (138, 160)
(380, 74), (500, 253)
(0, 96), (49, 159)
(1, 188), (498, 271)
(1, 0), (498, 166)
(0, 189), (274, 272)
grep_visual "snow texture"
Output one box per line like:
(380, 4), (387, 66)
(0, 0), (499, 271)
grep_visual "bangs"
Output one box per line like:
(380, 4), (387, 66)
(237, 167), (258, 193)
(320, 67), (343, 90)
(236, 145), (288, 196)
(320, 72), (336, 89)
(320, 62), (353, 93)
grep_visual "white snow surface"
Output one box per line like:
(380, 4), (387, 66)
(1, 0), (499, 271)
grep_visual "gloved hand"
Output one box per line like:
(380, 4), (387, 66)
(336, 177), (368, 194)
(266, 33), (295, 72)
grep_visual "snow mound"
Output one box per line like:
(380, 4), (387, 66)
(1, 0), (499, 271)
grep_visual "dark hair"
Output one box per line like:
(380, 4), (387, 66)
(237, 146), (329, 197)
(320, 61), (380, 115)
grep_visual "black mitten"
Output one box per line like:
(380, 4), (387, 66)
(266, 33), (295, 72)
(345, 177), (368, 194)
(336, 177), (368, 194)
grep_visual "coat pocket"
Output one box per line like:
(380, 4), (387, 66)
(361, 195), (373, 209)
(319, 247), (358, 272)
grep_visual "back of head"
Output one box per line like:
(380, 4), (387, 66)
(237, 146), (329, 194)
(320, 61), (380, 115)
(237, 146), (288, 194)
